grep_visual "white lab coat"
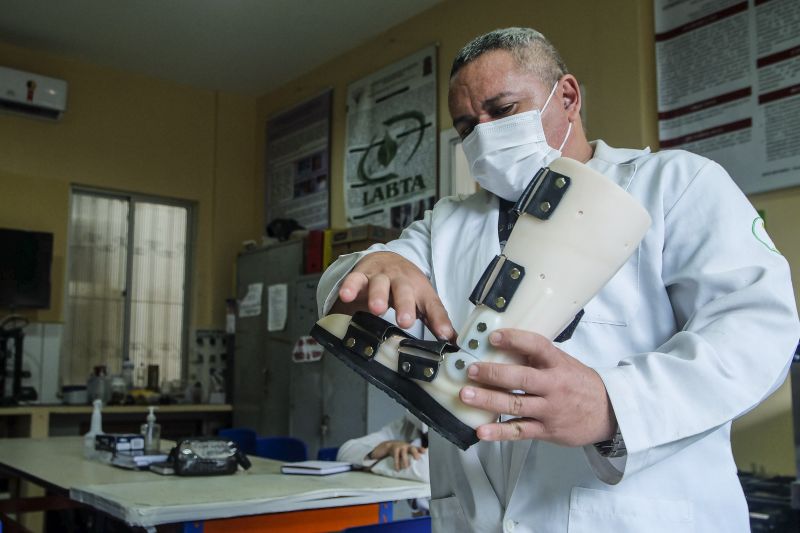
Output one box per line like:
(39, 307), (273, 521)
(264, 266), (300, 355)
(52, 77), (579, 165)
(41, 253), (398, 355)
(337, 412), (430, 483)
(317, 140), (800, 533)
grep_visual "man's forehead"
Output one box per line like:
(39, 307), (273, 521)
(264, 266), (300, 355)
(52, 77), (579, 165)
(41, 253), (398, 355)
(451, 50), (520, 83)
(449, 63), (544, 107)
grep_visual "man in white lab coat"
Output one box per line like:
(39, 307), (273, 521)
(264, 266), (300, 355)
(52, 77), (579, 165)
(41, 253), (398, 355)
(317, 28), (800, 532)
(337, 411), (429, 484)
(336, 411), (430, 514)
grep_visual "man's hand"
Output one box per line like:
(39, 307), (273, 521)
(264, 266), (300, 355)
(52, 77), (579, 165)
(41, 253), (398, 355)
(368, 440), (427, 471)
(459, 329), (616, 446)
(332, 251), (455, 340)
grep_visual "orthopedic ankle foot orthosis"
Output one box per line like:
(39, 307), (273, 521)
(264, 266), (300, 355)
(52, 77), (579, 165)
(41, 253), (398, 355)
(311, 158), (652, 450)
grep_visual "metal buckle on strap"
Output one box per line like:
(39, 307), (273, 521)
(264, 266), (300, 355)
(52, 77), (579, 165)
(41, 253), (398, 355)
(513, 166), (571, 220)
(343, 311), (411, 360)
(468, 255), (525, 312)
(397, 339), (459, 382)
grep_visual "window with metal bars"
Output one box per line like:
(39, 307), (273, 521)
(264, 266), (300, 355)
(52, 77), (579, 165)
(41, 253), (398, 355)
(61, 188), (192, 387)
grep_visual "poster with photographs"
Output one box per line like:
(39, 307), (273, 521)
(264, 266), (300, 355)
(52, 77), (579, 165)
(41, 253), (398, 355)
(654, 0), (800, 194)
(265, 91), (331, 230)
(344, 46), (437, 228)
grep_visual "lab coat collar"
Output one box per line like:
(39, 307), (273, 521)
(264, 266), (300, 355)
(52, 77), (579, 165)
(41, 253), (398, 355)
(586, 140), (648, 192)
(590, 139), (650, 165)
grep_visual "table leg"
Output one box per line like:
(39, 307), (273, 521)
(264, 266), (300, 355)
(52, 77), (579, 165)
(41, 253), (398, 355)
(19, 410), (48, 532)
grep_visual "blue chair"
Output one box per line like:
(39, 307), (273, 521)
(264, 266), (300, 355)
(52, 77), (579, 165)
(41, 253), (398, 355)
(344, 517), (431, 533)
(218, 427), (257, 455)
(254, 436), (308, 462)
(317, 446), (339, 461)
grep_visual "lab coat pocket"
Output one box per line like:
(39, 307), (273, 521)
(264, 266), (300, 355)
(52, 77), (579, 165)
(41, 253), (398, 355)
(430, 495), (468, 532)
(582, 247), (641, 326)
(568, 486), (693, 533)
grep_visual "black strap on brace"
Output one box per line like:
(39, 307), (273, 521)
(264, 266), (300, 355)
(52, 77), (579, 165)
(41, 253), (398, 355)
(343, 311), (411, 360)
(513, 166), (572, 220)
(397, 339), (459, 382)
(554, 309), (584, 343)
(468, 255), (525, 312)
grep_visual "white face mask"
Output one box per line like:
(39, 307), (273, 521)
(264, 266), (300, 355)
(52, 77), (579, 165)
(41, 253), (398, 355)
(461, 82), (572, 202)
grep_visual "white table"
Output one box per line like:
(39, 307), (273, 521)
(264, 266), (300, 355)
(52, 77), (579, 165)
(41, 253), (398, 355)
(0, 437), (430, 531)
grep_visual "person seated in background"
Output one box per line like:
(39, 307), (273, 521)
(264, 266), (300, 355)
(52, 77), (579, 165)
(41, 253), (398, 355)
(337, 411), (429, 484)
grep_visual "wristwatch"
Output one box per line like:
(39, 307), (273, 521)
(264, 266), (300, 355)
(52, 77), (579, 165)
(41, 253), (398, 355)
(594, 426), (627, 458)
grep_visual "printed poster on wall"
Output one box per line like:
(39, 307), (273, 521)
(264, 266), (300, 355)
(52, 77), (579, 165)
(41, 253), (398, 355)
(265, 91), (331, 230)
(344, 46), (437, 228)
(654, 0), (800, 194)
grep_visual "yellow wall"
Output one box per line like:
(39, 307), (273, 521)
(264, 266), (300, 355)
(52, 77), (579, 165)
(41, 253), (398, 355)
(255, 0), (660, 229)
(255, 0), (800, 475)
(0, 41), (258, 329)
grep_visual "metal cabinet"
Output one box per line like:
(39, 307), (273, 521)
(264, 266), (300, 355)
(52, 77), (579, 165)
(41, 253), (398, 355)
(233, 242), (403, 457)
(233, 240), (303, 437)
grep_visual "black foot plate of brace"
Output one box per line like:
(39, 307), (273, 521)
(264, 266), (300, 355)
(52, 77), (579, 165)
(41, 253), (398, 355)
(311, 322), (479, 451)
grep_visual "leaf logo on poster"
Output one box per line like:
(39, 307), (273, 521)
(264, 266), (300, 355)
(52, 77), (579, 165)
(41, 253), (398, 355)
(357, 110), (429, 184)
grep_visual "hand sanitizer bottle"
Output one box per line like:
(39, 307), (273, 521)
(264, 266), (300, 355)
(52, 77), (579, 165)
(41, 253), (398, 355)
(83, 399), (103, 460)
(141, 406), (161, 454)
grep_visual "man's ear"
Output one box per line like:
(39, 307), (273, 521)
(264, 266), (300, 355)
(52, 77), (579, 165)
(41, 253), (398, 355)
(560, 75), (582, 120)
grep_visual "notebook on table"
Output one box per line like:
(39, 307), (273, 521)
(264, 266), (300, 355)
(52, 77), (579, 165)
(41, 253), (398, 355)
(280, 460), (352, 475)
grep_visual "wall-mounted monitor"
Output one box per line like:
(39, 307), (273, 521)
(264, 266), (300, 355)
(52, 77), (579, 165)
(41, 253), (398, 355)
(0, 228), (53, 309)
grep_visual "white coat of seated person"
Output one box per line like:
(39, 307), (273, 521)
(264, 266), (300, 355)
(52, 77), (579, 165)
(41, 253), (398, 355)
(337, 412), (430, 484)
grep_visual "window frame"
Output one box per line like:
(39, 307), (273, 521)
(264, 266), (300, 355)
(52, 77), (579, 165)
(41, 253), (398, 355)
(64, 185), (195, 381)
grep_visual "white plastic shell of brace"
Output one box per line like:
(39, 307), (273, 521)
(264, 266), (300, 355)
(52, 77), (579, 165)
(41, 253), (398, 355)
(456, 157), (652, 365)
(320, 157), (652, 430)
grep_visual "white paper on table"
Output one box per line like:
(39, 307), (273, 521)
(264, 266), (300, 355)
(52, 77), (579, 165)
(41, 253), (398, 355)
(267, 283), (288, 331)
(238, 283), (263, 318)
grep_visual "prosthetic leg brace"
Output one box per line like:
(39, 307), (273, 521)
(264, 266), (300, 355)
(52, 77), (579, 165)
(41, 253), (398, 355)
(311, 158), (652, 450)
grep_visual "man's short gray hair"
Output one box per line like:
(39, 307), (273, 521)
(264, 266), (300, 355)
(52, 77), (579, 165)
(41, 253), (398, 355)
(450, 28), (568, 87)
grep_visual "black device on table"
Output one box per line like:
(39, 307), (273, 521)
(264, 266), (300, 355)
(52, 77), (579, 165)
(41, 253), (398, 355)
(149, 438), (252, 476)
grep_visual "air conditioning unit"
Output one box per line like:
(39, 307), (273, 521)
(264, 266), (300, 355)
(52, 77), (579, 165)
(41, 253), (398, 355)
(0, 66), (68, 120)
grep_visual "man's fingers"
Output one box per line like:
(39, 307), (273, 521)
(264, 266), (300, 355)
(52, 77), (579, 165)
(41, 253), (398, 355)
(476, 418), (546, 441)
(460, 385), (547, 418)
(489, 329), (559, 368)
(391, 280), (417, 328)
(419, 286), (455, 340)
(393, 446), (409, 470)
(366, 274), (391, 315)
(338, 272), (369, 303)
(467, 363), (548, 394)
(410, 447), (421, 461)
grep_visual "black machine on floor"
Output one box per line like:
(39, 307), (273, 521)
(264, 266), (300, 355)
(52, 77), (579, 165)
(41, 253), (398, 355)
(0, 315), (37, 405)
(740, 472), (800, 532)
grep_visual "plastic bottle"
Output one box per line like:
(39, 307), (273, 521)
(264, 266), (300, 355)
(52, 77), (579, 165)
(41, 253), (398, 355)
(140, 406), (161, 454)
(122, 361), (135, 391)
(83, 399), (104, 460)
